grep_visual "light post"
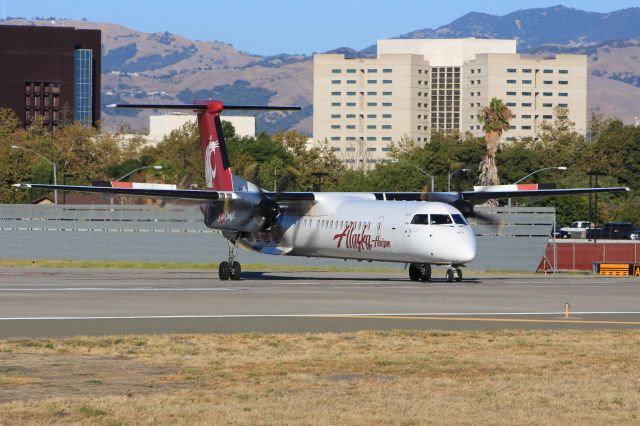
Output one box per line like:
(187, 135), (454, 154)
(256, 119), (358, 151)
(395, 161), (435, 192)
(11, 145), (58, 205)
(509, 166), (567, 207)
(448, 168), (469, 192)
(116, 165), (163, 181)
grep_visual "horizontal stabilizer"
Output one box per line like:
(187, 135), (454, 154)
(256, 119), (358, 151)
(107, 103), (301, 111)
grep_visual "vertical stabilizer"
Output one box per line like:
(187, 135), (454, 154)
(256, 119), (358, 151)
(194, 100), (234, 191)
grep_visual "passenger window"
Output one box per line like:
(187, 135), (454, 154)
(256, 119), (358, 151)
(430, 214), (453, 225)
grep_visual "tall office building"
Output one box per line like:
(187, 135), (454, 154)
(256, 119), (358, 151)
(313, 38), (587, 166)
(0, 25), (101, 130)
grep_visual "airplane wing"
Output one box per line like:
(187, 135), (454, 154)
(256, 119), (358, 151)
(374, 186), (629, 202)
(11, 183), (316, 202)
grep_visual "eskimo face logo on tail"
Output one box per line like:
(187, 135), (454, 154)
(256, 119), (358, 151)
(204, 138), (219, 189)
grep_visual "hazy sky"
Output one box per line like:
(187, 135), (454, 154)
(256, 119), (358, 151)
(3, 1), (639, 55)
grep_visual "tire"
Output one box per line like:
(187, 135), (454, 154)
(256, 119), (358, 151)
(409, 263), (421, 281)
(230, 261), (241, 281)
(446, 269), (454, 283)
(218, 261), (230, 281)
(420, 264), (432, 282)
(455, 268), (462, 282)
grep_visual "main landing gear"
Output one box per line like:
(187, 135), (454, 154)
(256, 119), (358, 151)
(446, 266), (463, 283)
(409, 263), (432, 282)
(219, 237), (241, 281)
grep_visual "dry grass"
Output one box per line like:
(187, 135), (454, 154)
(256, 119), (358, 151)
(0, 330), (639, 424)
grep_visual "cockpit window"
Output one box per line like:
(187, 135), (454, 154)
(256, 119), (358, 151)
(452, 214), (468, 225)
(410, 214), (429, 225)
(430, 214), (453, 225)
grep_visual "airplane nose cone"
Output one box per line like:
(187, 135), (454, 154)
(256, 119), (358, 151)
(452, 228), (476, 263)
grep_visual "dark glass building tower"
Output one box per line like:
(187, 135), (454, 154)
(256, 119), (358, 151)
(0, 25), (101, 130)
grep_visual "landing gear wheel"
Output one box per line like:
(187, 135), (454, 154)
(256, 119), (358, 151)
(409, 263), (421, 281)
(420, 264), (432, 282)
(218, 261), (230, 281)
(455, 267), (463, 282)
(230, 261), (242, 281)
(446, 268), (454, 283)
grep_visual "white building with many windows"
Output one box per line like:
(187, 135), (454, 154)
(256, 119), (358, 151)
(313, 38), (587, 166)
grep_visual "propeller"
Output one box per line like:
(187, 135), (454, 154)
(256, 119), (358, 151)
(450, 171), (503, 230)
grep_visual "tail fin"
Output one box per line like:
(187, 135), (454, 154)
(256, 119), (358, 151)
(194, 100), (233, 191)
(107, 101), (301, 192)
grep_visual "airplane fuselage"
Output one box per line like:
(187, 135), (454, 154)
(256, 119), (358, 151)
(214, 193), (477, 266)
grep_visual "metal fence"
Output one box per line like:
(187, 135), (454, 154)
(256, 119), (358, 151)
(0, 204), (554, 271)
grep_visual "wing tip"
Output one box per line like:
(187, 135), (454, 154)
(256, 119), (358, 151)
(12, 183), (31, 189)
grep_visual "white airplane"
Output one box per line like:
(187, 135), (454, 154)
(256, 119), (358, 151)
(14, 100), (629, 282)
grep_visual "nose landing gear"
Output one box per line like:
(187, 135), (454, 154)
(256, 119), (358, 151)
(409, 263), (432, 282)
(446, 266), (463, 283)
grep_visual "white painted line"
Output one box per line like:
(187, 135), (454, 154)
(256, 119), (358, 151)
(0, 287), (244, 292)
(0, 312), (639, 321)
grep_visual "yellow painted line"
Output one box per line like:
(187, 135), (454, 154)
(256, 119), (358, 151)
(328, 315), (640, 326)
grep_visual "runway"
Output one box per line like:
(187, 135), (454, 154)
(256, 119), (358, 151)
(1, 267), (640, 337)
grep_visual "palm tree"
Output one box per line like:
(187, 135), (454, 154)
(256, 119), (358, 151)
(477, 97), (513, 188)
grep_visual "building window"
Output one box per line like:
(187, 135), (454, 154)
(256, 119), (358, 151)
(367, 102), (377, 107)
(382, 113), (392, 118)
(506, 102), (516, 107)
(522, 114), (532, 119)
(543, 80), (553, 84)
(506, 137), (516, 142)
(559, 92), (568, 97)
(543, 92), (552, 96)
(382, 91), (392, 96)
(382, 79), (392, 84)
(367, 68), (377, 73)
(558, 103), (568, 108)
(74, 49), (93, 127)
(331, 69), (341, 74)
(510, 125), (516, 129)
(346, 102), (356, 107)
(331, 125), (340, 129)
(559, 69), (568, 74)
(367, 137), (377, 141)
(543, 115), (553, 119)
(331, 80), (341, 84)
(522, 92), (532, 96)
(507, 79), (516, 84)
(522, 68), (532, 73)
(331, 102), (341, 107)
(346, 114), (356, 118)
(382, 124), (392, 129)
(347, 69), (356, 73)
(347, 79), (356, 84)
(383, 68), (392, 73)
(382, 102), (392, 107)
(382, 136), (392, 141)
(522, 125), (531, 130)
(543, 103), (552, 107)
(382, 147), (391, 151)
(346, 137), (356, 141)
(367, 114), (377, 118)
(522, 80), (532, 84)
(559, 80), (568, 85)
(367, 125), (376, 129)
(522, 102), (532, 107)
(367, 147), (377, 152)
(331, 114), (341, 118)
(346, 125), (356, 129)
(346, 91), (356, 96)
(367, 91), (377, 96)
(543, 69), (553, 74)
(507, 68), (517, 73)
(367, 79), (377, 84)
(331, 91), (341, 96)
(331, 136), (340, 141)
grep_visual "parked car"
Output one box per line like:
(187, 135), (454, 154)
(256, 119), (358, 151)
(587, 222), (640, 240)
(559, 221), (594, 239)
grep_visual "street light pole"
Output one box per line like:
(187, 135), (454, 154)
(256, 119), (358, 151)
(448, 168), (469, 192)
(11, 145), (58, 205)
(116, 165), (163, 181)
(509, 166), (568, 207)
(395, 161), (435, 192)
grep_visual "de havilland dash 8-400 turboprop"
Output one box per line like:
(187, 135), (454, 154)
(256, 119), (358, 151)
(14, 100), (629, 282)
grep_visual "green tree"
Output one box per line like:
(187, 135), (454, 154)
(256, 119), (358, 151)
(478, 98), (513, 188)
